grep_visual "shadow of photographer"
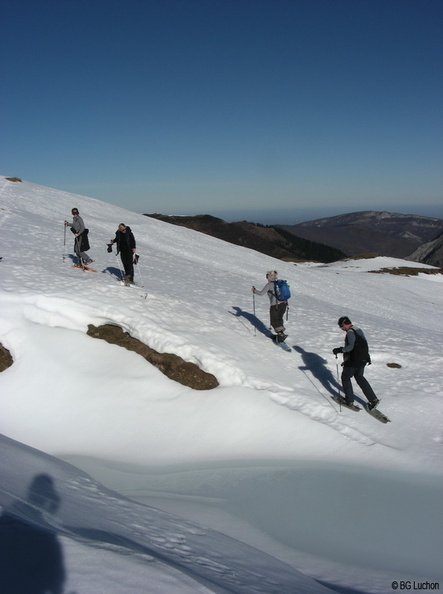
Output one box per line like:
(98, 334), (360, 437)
(0, 474), (66, 594)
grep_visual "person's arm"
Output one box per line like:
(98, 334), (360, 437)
(252, 282), (272, 296)
(75, 216), (85, 235)
(342, 329), (356, 353)
(129, 230), (136, 251)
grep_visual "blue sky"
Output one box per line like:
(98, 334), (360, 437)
(1, 0), (442, 223)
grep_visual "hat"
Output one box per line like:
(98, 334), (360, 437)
(338, 316), (352, 326)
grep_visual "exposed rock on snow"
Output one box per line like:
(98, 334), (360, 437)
(0, 343), (13, 371)
(87, 324), (219, 390)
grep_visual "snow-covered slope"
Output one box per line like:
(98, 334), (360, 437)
(1, 176), (442, 593)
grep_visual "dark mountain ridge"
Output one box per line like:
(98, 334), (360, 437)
(146, 214), (346, 263)
(146, 211), (443, 266)
(278, 211), (443, 259)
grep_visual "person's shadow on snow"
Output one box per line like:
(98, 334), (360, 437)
(294, 345), (341, 396)
(230, 306), (274, 338)
(104, 265), (123, 280)
(0, 473), (66, 594)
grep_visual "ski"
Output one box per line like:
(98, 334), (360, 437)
(332, 396), (361, 411)
(366, 405), (391, 423)
(72, 264), (97, 272)
(114, 281), (148, 299)
(119, 280), (145, 290)
(271, 336), (291, 352)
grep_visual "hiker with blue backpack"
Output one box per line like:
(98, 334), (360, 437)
(252, 270), (290, 343)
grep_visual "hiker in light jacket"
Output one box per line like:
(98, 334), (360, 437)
(64, 208), (93, 266)
(252, 270), (288, 343)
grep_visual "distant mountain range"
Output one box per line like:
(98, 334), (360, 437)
(146, 214), (346, 263)
(147, 211), (443, 267)
(278, 211), (443, 261)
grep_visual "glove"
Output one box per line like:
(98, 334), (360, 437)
(332, 347), (343, 355)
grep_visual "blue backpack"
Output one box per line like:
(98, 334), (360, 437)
(274, 279), (291, 302)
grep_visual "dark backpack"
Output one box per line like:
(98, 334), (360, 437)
(346, 328), (371, 366)
(274, 279), (291, 302)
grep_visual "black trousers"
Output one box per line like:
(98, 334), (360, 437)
(120, 251), (134, 281)
(270, 302), (287, 333)
(341, 364), (378, 404)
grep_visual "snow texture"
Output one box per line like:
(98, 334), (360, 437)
(0, 176), (442, 593)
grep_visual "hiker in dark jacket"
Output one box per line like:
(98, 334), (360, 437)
(109, 223), (136, 284)
(252, 270), (288, 343)
(64, 207), (93, 266)
(333, 316), (380, 410)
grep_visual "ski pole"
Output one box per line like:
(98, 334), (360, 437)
(63, 222), (67, 261)
(117, 253), (125, 282)
(299, 367), (339, 412)
(134, 254), (145, 288)
(252, 292), (256, 336)
(135, 254), (148, 298)
(335, 355), (342, 412)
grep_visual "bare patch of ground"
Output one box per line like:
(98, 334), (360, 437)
(368, 266), (442, 276)
(0, 344), (13, 371)
(87, 324), (219, 390)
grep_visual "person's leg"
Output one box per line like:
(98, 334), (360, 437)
(341, 366), (356, 404)
(74, 239), (83, 265)
(270, 303), (286, 334)
(121, 252), (133, 282)
(354, 366), (378, 404)
(80, 251), (92, 263)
